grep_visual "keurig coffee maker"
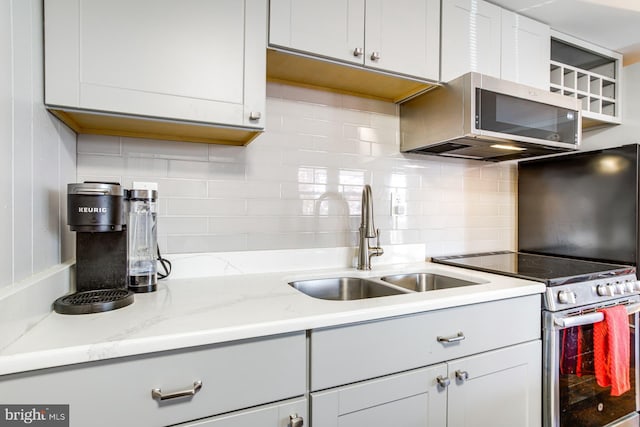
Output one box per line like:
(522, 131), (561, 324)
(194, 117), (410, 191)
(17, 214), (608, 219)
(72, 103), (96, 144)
(54, 182), (134, 314)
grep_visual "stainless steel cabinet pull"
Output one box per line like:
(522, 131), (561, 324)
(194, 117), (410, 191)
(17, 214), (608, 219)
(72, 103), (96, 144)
(289, 413), (304, 427)
(436, 375), (450, 388)
(370, 51), (381, 61)
(455, 370), (469, 381)
(249, 111), (261, 121)
(353, 47), (364, 57)
(151, 380), (202, 401)
(437, 332), (465, 343)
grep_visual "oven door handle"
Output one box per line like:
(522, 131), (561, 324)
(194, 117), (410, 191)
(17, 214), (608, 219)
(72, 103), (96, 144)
(555, 312), (604, 328)
(626, 302), (640, 315)
(555, 302), (640, 328)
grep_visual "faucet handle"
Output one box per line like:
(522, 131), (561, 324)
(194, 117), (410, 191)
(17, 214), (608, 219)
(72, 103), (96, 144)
(376, 228), (381, 248)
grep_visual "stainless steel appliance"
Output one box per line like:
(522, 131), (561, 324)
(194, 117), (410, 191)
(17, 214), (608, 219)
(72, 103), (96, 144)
(515, 143), (640, 425)
(432, 251), (640, 427)
(435, 144), (640, 426)
(399, 72), (582, 161)
(53, 182), (134, 314)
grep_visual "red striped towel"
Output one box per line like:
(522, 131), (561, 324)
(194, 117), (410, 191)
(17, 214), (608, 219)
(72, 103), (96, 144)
(593, 305), (631, 396)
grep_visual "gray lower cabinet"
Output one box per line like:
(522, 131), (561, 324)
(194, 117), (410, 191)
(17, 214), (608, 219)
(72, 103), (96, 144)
(447, 340), (541, 427)
(311, 364), (448, 427)
(176, 397), (307, 427)
(309, 295), (542, 427)
(0, 333), (305, 427)
(311, 340), (541, 427)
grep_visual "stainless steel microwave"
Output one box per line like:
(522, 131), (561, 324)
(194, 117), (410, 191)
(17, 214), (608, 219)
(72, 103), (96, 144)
(400, 72), (582, 162)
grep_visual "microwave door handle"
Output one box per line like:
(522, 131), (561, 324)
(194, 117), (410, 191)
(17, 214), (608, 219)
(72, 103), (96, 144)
(555, 312), (604, 328)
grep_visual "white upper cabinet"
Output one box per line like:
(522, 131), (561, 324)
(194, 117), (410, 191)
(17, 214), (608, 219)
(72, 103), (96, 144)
(269, 0), (366, 66)
(441, 0), (550, 89)
(269, 0), (440, 81)
(440, 0), (502, 82)
(45, 0), (266, 145)
(364, 0), (440, 79)
(501, 9), (550, 90)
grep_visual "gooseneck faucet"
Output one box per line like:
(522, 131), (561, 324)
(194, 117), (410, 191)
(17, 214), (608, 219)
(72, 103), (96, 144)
(357, 185), (384, 270)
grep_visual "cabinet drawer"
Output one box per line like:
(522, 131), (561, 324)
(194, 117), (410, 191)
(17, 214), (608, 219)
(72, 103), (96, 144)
(0, 333), (305, 427)
(177, 397), (307, 427)
(310, 295), (540, 390)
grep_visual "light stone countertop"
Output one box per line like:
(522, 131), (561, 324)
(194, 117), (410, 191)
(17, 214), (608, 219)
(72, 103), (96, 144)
(0, 260), (545, 376)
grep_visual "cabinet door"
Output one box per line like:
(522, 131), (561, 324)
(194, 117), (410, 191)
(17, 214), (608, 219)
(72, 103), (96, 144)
(501, 10), (550, 90)
(364, 0), (440, 80)
(440, 0), (501, 82)
(45, 0), (265, 129)
(311, 364), (447, 427)
(269, 0), (365, 65)
(447, 340), (542, 427)
(177, 397), (306, 427)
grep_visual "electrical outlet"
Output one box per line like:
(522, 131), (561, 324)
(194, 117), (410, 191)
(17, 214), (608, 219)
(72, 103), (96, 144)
(390, 192), (407, 216)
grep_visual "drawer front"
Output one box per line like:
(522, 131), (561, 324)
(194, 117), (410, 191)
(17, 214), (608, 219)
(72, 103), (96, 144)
(310, 295), (540, 390)
(0, 333), (305, 427)
(177, 397), (307, 427)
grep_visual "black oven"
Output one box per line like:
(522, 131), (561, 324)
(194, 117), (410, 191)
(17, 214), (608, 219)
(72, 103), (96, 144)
(544, 297), (640, 427)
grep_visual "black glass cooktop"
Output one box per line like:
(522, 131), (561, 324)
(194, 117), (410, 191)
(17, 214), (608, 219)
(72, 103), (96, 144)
(432, 251), (634, 285)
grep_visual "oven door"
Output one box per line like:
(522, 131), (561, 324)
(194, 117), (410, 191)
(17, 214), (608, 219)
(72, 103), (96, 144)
(544, 297), (640, 427)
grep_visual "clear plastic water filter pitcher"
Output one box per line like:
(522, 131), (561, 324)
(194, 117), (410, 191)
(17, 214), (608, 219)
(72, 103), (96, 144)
(126, 187), (158, 293)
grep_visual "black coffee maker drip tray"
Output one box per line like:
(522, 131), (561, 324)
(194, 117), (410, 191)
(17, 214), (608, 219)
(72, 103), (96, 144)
(54, 289), (134, 315)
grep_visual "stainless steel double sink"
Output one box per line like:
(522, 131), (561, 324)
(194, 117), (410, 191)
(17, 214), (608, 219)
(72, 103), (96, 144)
(289, 272), (487, 301)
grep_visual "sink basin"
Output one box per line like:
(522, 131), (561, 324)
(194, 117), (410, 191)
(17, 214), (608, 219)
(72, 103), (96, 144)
(289, 277), (406, 300)
(380, 272), (485, 292)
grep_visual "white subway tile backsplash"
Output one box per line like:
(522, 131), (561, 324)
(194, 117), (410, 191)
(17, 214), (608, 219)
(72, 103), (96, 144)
(124, 157), (169, 177)
(208, 144), (247, 163)
(158, 216), (208, 235)
(167, 234), (248, 253)
(168, 159), (245, 180)
(208, 180), (281, 199)
(77, 134), (122, 155)
(276, 82), (342, 106)
(152, 178), (207, 198)
(166, 198), (246, 216)
(246, 231), (318, 251)
(341, 94), (397, 115)
(75, 82), (517, 258)
(77, 154), (124, 176)
(122, 137), (208, 160)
